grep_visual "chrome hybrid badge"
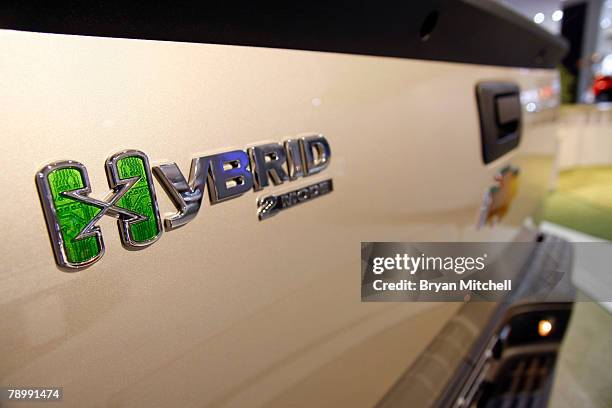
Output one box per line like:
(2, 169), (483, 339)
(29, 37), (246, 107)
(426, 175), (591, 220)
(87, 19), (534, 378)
(152, 135), (331, 228)
(36, 135), (331, 269)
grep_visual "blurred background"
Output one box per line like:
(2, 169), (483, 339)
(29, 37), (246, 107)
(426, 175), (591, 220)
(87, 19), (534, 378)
(505, 0), (612, 104)
(498, 0), (612, 242)
(502, 2), (612, 407)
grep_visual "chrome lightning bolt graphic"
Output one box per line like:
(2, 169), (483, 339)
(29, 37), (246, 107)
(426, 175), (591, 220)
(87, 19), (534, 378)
(62, 176), (148, 240)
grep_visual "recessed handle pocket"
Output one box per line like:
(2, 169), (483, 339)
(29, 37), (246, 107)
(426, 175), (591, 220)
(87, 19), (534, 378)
(476, 82), (522, 164)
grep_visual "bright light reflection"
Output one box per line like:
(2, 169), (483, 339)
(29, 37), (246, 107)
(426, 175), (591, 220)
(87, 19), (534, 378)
(534, 12), (545, 24)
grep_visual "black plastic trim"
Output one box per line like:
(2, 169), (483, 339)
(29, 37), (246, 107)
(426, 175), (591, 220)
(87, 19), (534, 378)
(0, 1), (567, 68)
(477, 82), (522, 164)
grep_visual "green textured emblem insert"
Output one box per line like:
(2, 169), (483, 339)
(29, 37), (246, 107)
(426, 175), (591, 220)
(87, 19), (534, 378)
(109, 153), (161, 245)
(47, 166), (103, 265)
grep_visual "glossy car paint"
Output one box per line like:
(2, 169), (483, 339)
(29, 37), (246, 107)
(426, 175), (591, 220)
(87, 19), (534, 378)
(0, 30), (559, 407)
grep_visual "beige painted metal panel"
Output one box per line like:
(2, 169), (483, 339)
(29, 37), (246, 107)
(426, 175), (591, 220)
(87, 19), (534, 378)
(0, 30), (558, 407)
